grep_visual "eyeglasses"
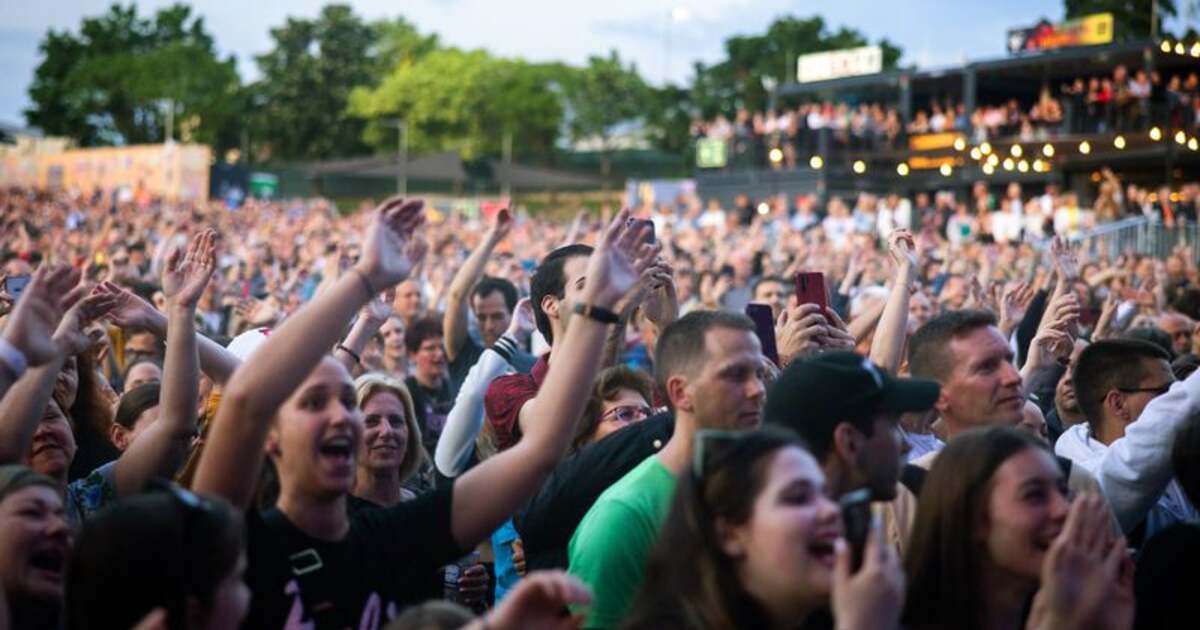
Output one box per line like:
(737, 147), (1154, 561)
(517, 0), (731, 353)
(1117, 383), (1173, 397)
(601, 405), (652, 424)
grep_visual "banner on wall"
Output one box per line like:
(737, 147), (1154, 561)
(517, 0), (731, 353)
(797, 46), (883, 84)
(1006, 13), (1113, 54)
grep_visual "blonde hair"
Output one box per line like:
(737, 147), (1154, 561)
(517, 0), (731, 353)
(354, 372), (427, 484)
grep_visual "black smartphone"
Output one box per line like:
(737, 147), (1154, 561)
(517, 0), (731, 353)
(627, 218), (655, 244)
(745, 303), (779, 366)
(839, 488), (872, 572)
(4, 275), (31, 300)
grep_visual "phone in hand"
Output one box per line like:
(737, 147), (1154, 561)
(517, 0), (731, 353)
(745, 303), (779, 366)
(4, 275), (31, 300)
(840, 488), (872, 572)
(627, 218), (655, 244)
(794, 271), (828, 313)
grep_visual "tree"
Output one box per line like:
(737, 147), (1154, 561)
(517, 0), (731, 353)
(250, 4), (378, 160)
(1064, 0), (1177, 41)
(560, 51), (652, 177)
(348, 48), (562, 160)
(24, 4), (242, 149)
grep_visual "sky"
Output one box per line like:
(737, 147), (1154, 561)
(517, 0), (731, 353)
(0, 0), (1192, 126)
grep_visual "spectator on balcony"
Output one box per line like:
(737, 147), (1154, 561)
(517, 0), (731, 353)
(908, 110), (930, 135)
(1130, 69), (1153, 130)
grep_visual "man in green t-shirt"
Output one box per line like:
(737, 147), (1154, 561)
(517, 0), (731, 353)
(567, 311), (767, 629)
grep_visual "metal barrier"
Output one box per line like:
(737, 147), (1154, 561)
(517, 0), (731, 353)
(1050, 216), (1200, 261)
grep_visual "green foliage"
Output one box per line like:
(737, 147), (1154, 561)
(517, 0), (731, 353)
(24, 3), (241, 148)
(560, 51), (652, 148)
(348, 48), (562, 160)
(249, 4), (379, 160)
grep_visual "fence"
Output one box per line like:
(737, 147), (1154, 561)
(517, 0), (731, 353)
(1053, 216), (1200, 261)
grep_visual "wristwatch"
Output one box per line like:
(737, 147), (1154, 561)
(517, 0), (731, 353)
(572, 302), (621, 324)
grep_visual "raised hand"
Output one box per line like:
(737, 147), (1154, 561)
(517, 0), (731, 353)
(887, 228), (918, 271)
(997, 281), (1036, 336)
(776, 303), (829, 367)
(819, 308), (857, 351)
(640, 257), (679, 327)
(2, 265), (86, 367)
(504, 297), (536, 342)
(355, 197), (428, 292)
(581, 209), (660, 309)
(93, 281), (160, 331)
(474, 571), (592, 630)
(489, 207), (515, 243)
(1027, 495), (1129, 630)
(1051, 236), (1080, 283)
(360, 289), (394, 330)
(161, 229), (216, 308)
(54, 288), (119, 357)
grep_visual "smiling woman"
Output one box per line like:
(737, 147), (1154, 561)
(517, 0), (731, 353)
(351, 372), (425, 508)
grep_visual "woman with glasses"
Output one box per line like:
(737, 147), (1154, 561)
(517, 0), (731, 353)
(904, 426), (1133, 630)
(65, 483), (248, 630)
(570, 366), (656, 453)
(620, 428), (905, 630)
(191, 202), (658, 628)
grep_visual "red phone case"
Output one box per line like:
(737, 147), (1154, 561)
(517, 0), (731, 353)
(794, 272), (828, 313)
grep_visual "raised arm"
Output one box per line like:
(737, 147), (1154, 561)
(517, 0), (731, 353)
(435, 299), (533, 477)
(112, 230), (213, 497)
(335, 292), (392, 373)
(194, 198), (427, 509)
(0, 266), (90, 463)
(0, 266), (84, 405)
(445, 208), (512, 363)
(97, 281), (241, 386)
(870, 229), (917, 373)
(449, 210), (658, 548)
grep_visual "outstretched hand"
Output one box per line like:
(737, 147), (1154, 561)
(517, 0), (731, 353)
(2, 265), (86, 367)
(161, 229), (216, 308)
(581, 209), (660, 309)
(93, 281), (160, 331)
(54, 287), (119, 357)
(355, 197), (428, 292)
(505, 297), (536, 342)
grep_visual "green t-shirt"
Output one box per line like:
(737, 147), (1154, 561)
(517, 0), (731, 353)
(567, 455), (677, 629)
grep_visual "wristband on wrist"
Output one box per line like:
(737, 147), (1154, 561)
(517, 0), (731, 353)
(336, 344), (362, 365)
(0, 338), (28, 380)
(572, 302), (621, 325)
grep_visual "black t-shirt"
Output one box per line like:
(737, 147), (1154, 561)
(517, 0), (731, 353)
(242, 484), (465, 630)
(406, 377), (456, 456)
(1134, 522), (1200, 630)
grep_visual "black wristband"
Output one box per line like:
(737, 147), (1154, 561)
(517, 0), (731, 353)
(573, 302), (621, 324)
(336, 344), (362, 365)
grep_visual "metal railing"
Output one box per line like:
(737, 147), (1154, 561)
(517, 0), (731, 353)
(1047, 215), (1200, 261)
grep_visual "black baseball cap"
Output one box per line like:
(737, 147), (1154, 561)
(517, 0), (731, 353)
(765, 351), (940, 436)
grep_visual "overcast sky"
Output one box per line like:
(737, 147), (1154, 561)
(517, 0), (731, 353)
(1, 0), (1191, 125)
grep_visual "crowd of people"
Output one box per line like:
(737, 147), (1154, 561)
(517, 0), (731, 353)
(695, 64), (1200, 171)
(0, 176), (1198, 629)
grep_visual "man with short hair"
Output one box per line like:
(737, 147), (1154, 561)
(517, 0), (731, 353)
(1056, 339), (1199, 537)
(765, 351), (938, 554)
(1159, 312), (1197, 358)
(908, 309), (1024, 441)
(903, 309), (1112, 532)
(484, 243), (593, 451)
(751, 276), (787, 320)
(443, 209), (536, 392)
(568, 311), (765, 629)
